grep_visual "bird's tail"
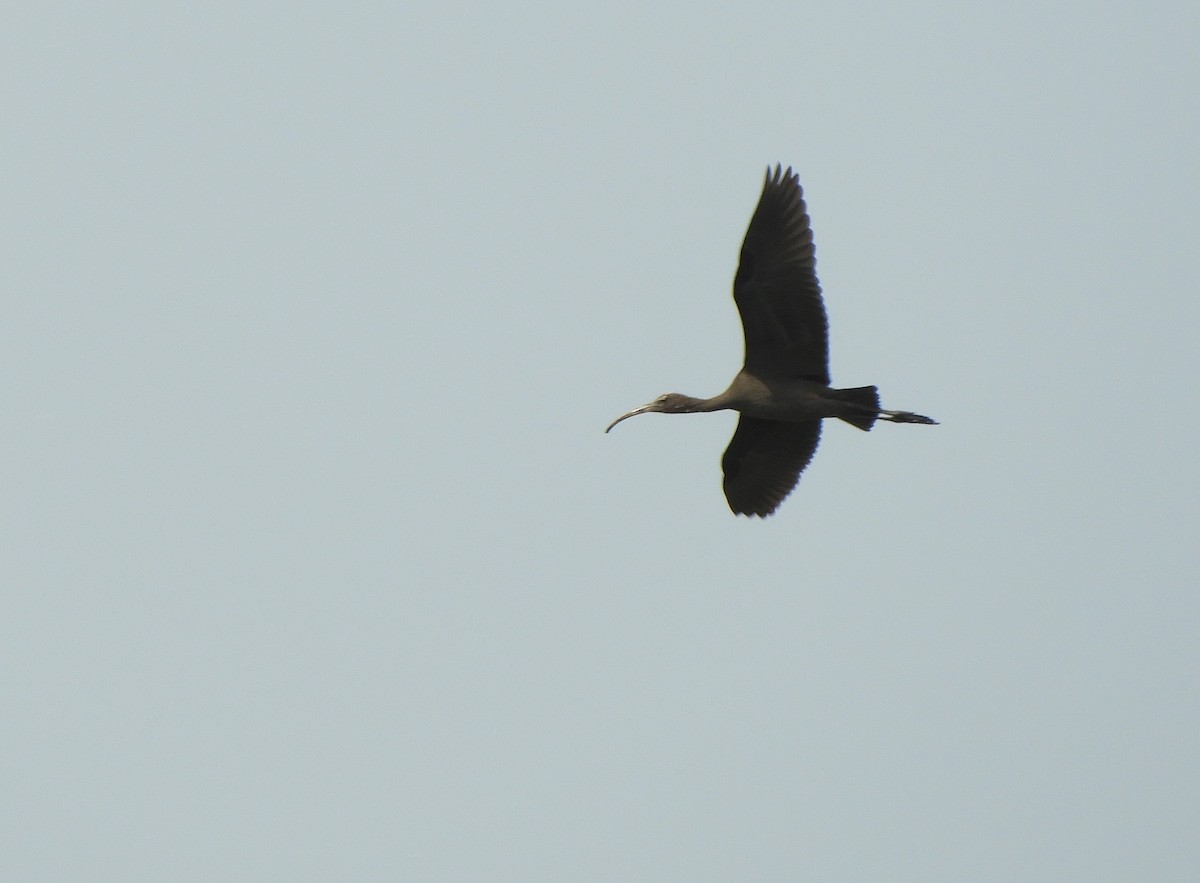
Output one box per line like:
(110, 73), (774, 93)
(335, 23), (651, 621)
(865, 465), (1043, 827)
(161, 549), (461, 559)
(834, 386), (880, 431)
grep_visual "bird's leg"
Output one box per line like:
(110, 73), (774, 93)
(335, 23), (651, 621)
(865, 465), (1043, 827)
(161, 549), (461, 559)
(879, 409), (939, 425)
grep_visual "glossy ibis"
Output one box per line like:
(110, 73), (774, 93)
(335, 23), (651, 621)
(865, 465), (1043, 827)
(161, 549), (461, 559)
(606, 165), (937, 517)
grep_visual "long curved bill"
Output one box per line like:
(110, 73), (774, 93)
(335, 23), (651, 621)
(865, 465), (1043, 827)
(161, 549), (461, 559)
(605, 403), (653, 433)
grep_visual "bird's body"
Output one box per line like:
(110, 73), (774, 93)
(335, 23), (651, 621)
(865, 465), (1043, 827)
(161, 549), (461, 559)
(607, 165), (937, 517)
(713, 374), (871, 424)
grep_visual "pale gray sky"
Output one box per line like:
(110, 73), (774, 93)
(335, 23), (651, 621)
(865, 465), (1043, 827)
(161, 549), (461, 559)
(4, 2), (1198, 880)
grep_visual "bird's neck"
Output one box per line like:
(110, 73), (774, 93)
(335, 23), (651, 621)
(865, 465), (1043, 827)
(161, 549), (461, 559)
(685, 393), (732, 413)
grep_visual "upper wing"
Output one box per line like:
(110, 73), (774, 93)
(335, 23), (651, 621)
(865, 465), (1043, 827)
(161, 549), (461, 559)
(721, 416), (822, 517)
(732, 165), (830, 384)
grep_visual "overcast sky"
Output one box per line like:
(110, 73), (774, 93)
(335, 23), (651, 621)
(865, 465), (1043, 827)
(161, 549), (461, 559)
(4, 2), (1198, 880)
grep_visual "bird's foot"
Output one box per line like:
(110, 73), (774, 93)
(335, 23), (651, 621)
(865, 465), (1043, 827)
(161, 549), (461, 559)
(881, 409), (939, 425)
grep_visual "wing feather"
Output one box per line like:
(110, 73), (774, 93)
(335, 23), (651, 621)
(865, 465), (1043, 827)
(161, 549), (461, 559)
(732, 165), (830, 384)
(722, 417), (822, 517)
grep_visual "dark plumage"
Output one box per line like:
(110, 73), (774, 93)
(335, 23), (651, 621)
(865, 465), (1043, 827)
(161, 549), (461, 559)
(607, 165), (936, 517)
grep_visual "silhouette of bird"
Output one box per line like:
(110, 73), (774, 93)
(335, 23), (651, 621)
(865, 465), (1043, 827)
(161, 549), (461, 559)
(606, 165), (937, 517)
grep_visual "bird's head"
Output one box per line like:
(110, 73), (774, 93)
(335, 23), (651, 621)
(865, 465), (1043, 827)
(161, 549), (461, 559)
(605, 393), (699, 433)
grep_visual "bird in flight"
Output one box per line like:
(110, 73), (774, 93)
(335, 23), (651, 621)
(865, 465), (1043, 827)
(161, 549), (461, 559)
(606, 165), (937, 517)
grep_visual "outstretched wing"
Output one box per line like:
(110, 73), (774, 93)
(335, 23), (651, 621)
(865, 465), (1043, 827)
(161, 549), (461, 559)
(732, 165), (830, 384)
(721, 416), (822, 517)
